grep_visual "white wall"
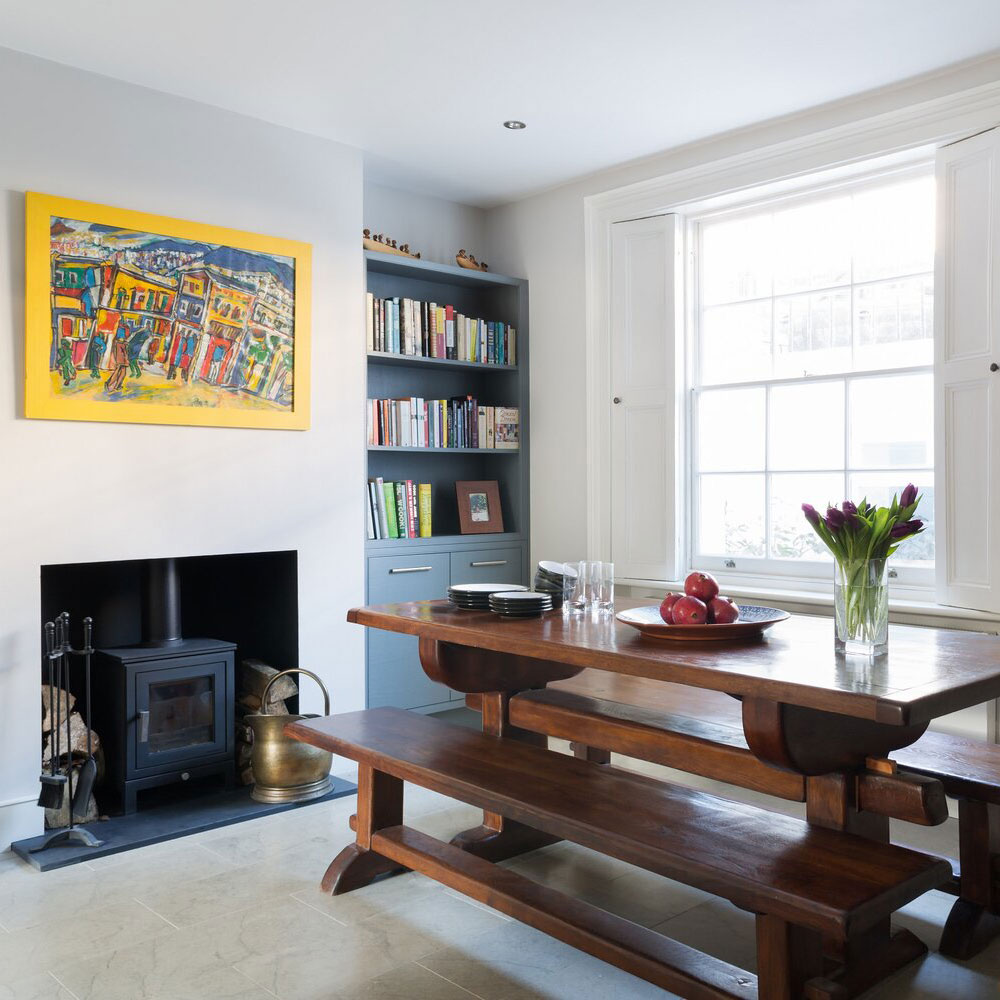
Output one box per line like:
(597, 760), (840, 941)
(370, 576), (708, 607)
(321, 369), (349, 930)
(0, 48), (367, 845)
(484, 54), (1000, 572)
(364, 180), (487, 269)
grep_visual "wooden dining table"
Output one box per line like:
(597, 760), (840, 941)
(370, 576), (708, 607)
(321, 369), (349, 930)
(347, 596), (1000, 994)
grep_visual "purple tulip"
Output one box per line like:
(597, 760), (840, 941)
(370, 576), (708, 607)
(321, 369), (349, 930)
(825, 506), (846, 531)
(900, 483), (918, 508)
(842, 500), (858, 516)
(891, 518), (924, 539)
(802, 503), (821, 528)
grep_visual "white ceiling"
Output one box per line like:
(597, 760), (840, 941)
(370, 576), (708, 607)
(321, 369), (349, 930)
(3, 1), (1000, 207)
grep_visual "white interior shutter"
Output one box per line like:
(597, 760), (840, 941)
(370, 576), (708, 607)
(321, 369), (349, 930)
(935, 128), (1000, 612)
(609, 215), (684, 581)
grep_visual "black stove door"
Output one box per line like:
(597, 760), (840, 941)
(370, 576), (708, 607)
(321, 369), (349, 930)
(132, 654), (230, 773)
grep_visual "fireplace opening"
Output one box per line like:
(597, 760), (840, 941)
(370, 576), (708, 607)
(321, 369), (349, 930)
(44, 550), (297, 801)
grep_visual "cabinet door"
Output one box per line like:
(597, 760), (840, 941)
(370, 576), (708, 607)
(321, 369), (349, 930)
(367, 552), (450, 709)
(449, 546), (523, 587)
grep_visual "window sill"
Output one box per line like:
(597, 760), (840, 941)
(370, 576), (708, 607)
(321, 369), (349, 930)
(618, 577), (1000, 631)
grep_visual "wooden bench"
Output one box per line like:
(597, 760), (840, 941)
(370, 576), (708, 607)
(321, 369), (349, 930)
(497, 672), (1000, 960)
(289, 707), (950, 1000)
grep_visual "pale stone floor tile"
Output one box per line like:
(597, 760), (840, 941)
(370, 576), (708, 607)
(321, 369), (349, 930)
(329, 962), (478, 1000)
(0, 972), (77, 1000)
(292, 870), (448, 924)
(0, 899), (174, 985)
(652, 898), (759, 973)
(407, 804), (482, 842)
(417, 918), (669, 1000)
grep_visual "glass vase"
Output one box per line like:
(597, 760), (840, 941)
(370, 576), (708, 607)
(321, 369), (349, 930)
(834, 559), (888, 657)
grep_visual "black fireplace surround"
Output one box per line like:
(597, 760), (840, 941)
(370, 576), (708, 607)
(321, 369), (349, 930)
(41, 550), (299, 815)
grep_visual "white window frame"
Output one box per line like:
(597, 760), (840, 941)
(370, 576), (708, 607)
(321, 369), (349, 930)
(686, 161), (936, 596)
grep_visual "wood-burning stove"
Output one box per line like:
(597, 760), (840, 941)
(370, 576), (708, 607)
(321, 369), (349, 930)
(91, 559), (236, 813)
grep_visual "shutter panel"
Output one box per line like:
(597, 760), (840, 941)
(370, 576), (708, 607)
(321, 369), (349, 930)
(935, 128), (1000, 612)
(610, 215), (684, 581)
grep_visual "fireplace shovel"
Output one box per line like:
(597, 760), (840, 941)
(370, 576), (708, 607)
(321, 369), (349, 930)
(71, 617), (97, 822)
(37, 621), (67, 810)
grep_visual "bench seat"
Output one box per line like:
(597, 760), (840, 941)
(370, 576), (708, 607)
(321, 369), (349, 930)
(288, 707), (948, 945)
(502, 672), (1000, 960)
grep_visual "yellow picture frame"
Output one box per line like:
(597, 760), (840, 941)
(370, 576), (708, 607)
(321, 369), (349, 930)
(25, 191), (312, 430)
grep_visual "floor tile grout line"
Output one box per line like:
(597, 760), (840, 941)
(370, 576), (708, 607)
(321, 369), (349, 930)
(415, 960), (491, 1000)
(232, 963), (280, 998)
(289, 892), (350, 926)
(48, 969), (84, 1000)
(133, 895), (181, 930)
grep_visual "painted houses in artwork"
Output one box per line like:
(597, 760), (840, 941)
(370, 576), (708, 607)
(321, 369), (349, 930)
(44, 216), (297, 411)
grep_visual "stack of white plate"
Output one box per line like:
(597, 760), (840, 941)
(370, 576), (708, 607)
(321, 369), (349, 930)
(533, 560), (576, 608)
(488, 590), (554, 617)
(448, 583), (527, 610)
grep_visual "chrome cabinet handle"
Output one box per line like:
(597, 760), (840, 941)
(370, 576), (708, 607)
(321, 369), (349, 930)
(471, 560), (507, 567)
(138, 710), (150, 743)
(389, 566), (433, 574)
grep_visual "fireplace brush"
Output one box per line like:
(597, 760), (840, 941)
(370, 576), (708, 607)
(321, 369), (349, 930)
(36, 621), (66, 809)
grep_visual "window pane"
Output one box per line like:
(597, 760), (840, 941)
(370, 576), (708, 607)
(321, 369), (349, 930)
(853, 175), (935, 283)
(697, 474), (765, 557)
(770, 472), (843, 561)
(700, 300), (772, 385)
(849, 373), (933, 468)
(769, 381), (845, 471)
(697, 387), (765, 471)
(772, 195), (851, 295)
(848, 473), (934, 565)
(701, 213), (772, 306)
(774, 290), (851, 377)
(854, 276), (933, 370)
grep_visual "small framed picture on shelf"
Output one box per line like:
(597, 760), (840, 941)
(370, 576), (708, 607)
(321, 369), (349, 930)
(456, 480), (504, 534)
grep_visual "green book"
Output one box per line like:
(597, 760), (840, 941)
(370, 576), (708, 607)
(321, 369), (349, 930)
(382, 481), (399, 538)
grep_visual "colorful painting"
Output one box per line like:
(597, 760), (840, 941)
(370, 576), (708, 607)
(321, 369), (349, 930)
(25, 192), (311, 429)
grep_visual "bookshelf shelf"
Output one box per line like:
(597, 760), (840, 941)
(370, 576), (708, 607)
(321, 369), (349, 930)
(367, 351), (517, 373)
(368, 445), (519, 455)
(364, 250), (528, 713)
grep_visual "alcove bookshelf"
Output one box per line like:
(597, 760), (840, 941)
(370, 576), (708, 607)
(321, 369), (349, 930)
(364, 248), (529, 711)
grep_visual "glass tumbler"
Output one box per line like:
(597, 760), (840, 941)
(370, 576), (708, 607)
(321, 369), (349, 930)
(563, 561), (588, 614)
(595, 561), (615, 614)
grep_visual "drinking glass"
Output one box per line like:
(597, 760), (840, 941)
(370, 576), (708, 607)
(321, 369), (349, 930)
(595, 561), (615, 614)
(563, 561), (587, 614)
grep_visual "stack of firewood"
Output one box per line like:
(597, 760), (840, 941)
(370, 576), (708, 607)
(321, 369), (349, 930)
(234, 659), (298, 785)
(41, 684), (102, 827)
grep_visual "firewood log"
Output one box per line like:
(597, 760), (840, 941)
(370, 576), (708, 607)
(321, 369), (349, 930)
(41, 685), (76, 733)
(239, 659), (297, 707)
(42, 711), (100, 766)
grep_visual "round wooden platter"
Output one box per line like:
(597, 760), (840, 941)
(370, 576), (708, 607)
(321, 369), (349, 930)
(616, 604), (790, 642)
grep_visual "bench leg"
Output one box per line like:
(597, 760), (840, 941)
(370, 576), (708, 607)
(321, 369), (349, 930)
(451, 692), (562, 862)
(940, 799), (1000, 960)
(755, 914), (832, 1000)
(322, 764), (406, 894)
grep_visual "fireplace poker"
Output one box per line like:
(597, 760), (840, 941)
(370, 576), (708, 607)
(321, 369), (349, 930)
(72, 617), (97, 821)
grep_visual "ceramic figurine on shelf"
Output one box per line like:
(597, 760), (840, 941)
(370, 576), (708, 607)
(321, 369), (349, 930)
(456, 249), (488, 271)
(362, 229), (421, 259)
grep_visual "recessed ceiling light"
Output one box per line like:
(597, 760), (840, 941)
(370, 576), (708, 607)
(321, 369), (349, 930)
(503, 120), (527, 130)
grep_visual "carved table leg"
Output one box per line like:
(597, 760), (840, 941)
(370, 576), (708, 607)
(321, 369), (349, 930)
(805, 773), (927, 996)
(321, 764), (406, 894)
(450, 691), (561, 861)
(940, 798), (1000, 959)
(741, 699), (934, 998)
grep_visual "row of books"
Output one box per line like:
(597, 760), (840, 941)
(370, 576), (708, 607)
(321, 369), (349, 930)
(365, 294), (516, 365)
(368, 398), (519, 450)
(367, 478), (431, 540)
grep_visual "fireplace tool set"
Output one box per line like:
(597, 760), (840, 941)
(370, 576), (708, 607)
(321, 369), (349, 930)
(33, 612), (103, 852)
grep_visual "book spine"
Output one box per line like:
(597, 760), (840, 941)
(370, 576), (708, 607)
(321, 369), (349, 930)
(421, 301), (429, 357)
(487, 407), (495, 449)
(406, 480), (417, 537)
(365, 482), (375, 539)
(418, 483), (432, 537)
(375, 476), (390, 537)
(436, 306), (446, 358)
(393, 482), (406, 538)
(445, 304), (455, 360)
